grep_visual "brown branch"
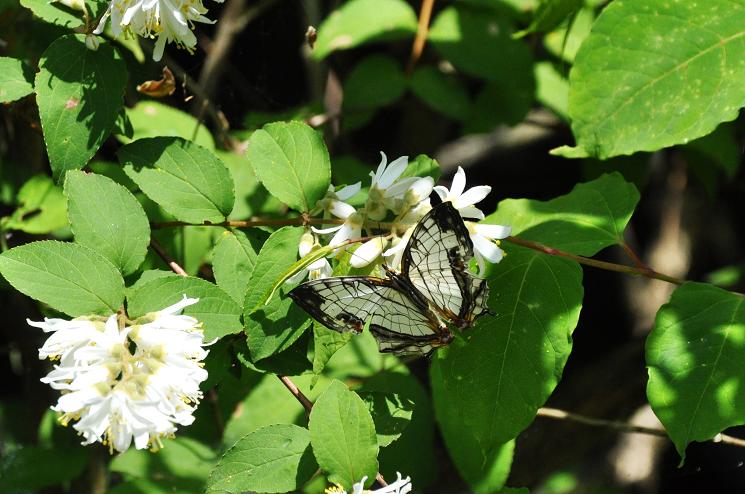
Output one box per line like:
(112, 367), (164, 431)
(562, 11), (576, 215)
(406, 0), (436, 75)
(505, 236), (687, 285)
(537, 407), (745, 448)
(149, 238), (188, 276)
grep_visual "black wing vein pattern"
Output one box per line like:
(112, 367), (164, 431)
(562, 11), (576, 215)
(403, 202), (490, 326)
(288, 277), (445, 356)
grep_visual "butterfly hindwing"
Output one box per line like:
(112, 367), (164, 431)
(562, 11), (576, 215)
(403, 202), (490, 328)
(288, 276), (449, 356)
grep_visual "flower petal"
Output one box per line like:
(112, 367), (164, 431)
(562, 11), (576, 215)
(330, 200), (356, 219)
(433, 185), (449, 202)
(455, 185), (491, 208)
(471, 233), (504, 263)
(450, 166), (467, 198)
(351, 237), (387, 268)
(335, 181), (361, 200)
(474, 223), (512, 239)
(378, 155), (408, 189)
(312, 225), (343, 234)
(458, 205), (485, 220)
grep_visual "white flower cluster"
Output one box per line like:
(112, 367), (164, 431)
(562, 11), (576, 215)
(31, 296), (208, 453)
(94, 0), (224, 61)
(326, 472), (412, 494)
(292, 153), (511, 282)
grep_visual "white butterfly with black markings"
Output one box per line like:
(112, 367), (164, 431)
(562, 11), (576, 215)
(288, 201), (492, 356)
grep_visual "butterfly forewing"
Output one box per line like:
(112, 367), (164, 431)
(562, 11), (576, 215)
(403, 202), (489, 327)
(288, 277), (448, 356)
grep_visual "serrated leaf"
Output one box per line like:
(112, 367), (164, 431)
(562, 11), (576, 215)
(246, 122), (330, 212)
(212, 229), (258, 306)
(314, 0), (417, 59)
(359, 392), (414, 448)
(343, 55), (406, 111)
(431, 244), (583, 454)
(309, 380), (379, 489)
(646, 282), (745, 460)
(409, 66), (472, 121)
(118, 137), (234, 223)
(568, 0), (745, 158)
(490, 173), (639, 256)
(120, 101), (215, 150)
(0, 57), (35, 103)
(127, 275), (242, 340)
(19, 0), (82, 28)
(64, 171), (150, 275)
(36, 35), (126, 181)
(431, 359), (515, 493)
(207, 424), (316, 494)
(3, 175), (67, 234)
(0, 240), (125, 315)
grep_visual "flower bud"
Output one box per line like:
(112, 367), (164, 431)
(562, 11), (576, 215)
(85, 34), (100, 51)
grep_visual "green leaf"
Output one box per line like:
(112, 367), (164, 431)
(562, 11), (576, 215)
(466, 79), (534, 131)
(118, 137), (235, 223)
(245, 287), (311, 362)
(213, 229), (258, 306)
(490, 173), (639, 256)
(409, 66), (472, 121)
(246, 122), (331, 212)
(127, 275), (242, 340)
(402, 154), (442, 181)
(64, 171), (150, 275)
(646, 282), (745, 460)
(0, 240), (124, 315)
(544, 6), (593, 62)
(110, 436), (215, 493)
(343, 55), (406, 111)
(309, 380), (379, 489)
(244, 226), (304, 313)
(359, 392), (414, 448)
(312, 323), (352, 376)
(2, 175), (67, 234)
(568, 0), (745, 158)
(535, 61), (569, 119)
(207, 424), (316, 494)
(19, 0), (82, 28)
(431, 244), (583, 453)
(431, 359), (515, 493)
(429, 5), (534, 83)
(217, 150), (283, 220)
(0, 56), (34, 103)
(120, 101), (215, 150)
(36, 35), (126, 181)
(0, 445), (88, 491)
(314, 0), (417, 59)
(514, 0), (582, 38)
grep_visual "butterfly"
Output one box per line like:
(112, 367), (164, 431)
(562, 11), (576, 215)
(288, 201), (491, 356)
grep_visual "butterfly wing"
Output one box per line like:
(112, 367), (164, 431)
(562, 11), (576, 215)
(288, 276), (451, 356)
(403, 201), (491, 328)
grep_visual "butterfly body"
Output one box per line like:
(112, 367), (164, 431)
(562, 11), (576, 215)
(289, 202), (491, 356)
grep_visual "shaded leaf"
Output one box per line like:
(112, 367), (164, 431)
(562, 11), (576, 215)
(3, 175), (67, 234)
(343, 55), (406, 111)
(359, 391), (414, 448)
(120, 101), (215, 150)
(0, 56), (35, 103)
(409, 66), (472, 121)
(212, 229), (258, 306)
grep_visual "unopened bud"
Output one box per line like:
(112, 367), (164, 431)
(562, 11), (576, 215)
(85, 34), (100, 51)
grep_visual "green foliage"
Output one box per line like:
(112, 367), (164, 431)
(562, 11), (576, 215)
(118, 137), (235, 223)
(343, 55), (406, 112)
(409, 66), (472, 121)
(36, 35), (127, 181)
(647, 282), (745, 460)
(313, 0), (417, 59)
(0, 240), (125, 315)
(0, 445), (88, 492)
(246, 122), (331, 213)
(212, 229), (258, 305)
(568, 0), (745, 158)
(359, 391), (414, 448)
(2, 175), (67, 234)
(0, 57), (35, 103)
(19, 0), (82, 28)
(64, 171), (150, 275)
(121, 101), (215, 150)
(126, 275), (242, 340)
(309, 380), (379, 489)
(514, 0), (582, 38)
(207, 424), (316, 493)
(490, 173), (640, 256)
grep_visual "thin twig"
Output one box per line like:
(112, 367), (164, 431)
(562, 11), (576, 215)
(406, 0), (436, 75)
(537, 407), (745, 448)
(621, 242), (650, 271)
(505, 236), (687, 285)
(149, 238), (188, 276)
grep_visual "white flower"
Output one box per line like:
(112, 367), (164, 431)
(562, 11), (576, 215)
(367, 153), (409, 221)
(94, 0), (223, 62)
(317, 183), (361, 219)
(382, 200), (432, 269)
(313, 204), (365, 248)
(287, 231), (333, 283)
(351, 237), (388, 268)
(466, 221), (512, 274)
(32, 296), (209, 453)
(434, 166), (492, 220)
(327, 473), (412, 494)
(383, 176), (434, 215)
